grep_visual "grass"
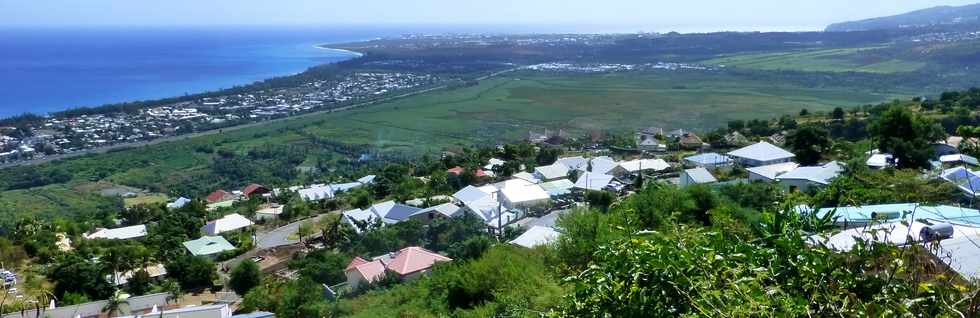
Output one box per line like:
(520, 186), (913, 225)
(123, 194), (168, 208)
(0, 70), (911, 223)
(704, 47), (926, 74)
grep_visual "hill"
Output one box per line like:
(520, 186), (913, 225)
(827, 3), (980, 31)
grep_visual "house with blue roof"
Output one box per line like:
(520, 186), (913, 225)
(941, 166), (980, 197)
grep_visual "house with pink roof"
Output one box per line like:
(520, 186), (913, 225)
(344, 246), (452, 290)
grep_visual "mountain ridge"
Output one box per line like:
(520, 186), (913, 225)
(827, 3), (980, 32)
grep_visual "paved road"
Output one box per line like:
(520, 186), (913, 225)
(255, 213), (332, 249)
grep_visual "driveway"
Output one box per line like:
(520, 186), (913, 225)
(255, 213), (332, 249)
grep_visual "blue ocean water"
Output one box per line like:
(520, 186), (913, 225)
(0, 26), (418, 117)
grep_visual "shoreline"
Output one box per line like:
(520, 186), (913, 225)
(313, 45), (365, 58)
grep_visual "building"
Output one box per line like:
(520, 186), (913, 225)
(242, 183), (270, 199)
(342, 201), (423, 230)
(940, 154), (979, 167)
(497, 179), (551, 209)
(539, 179), (576, 197)
(727, 141), (796, 167)
(345, 246), (452, 290)
(678, 132), (705, 150)
(680, 167), (717, 187)
(206, 189), (235, 203)
(167, 197), (192, 210)
(255, 204), (284, 221)
(510, 226), (560, 248)
(85, 224), (147, 240)
(117, 304), (233, 318)
(534, 163), (570, 182)
(574, 172), (615, 191)
(684, 153), (733, 169)
(746, 162), (800, 182)
(183, 236), (236, 258)
(866, 153), (895, 169)
(941, 166), (980, 197)
(776, 161), (843, 192)
(408, 202), (463, 224)
(1, 293), (171, 318)
(589, 157), (619, 175)
(617, 158), (670, 175)
(202, 213), (254, 236)
(556, 156), (589, 171)
(109, 264), (167, 286)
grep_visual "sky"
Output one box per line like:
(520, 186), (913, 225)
(1, 0), (979, 32)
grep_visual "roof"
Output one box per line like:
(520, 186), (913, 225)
(183, 236), (236, 256)
(298, 184), (333, 201)
(866, 153), (894, 168)
(348, 259), (387, 284)
(746, 162), (800, 181)
(346, 256), (370, 271)
(499, 179), (550, 204)
(557, 156), (588, 170)
(1, 293), (170, 318)
(727, 141), (795, 162)
(206, 190), (234, 203)
(231, 312), (276, 318)
(109, 264), (167, 286)
(117, 304), (231, 318)
(534, 163), (570, 180)
(618, 159), (670, 172)
(574, 172), (615, 191)
(413, 203), (463, 218)
(941, 154), (980, 166)
(453, 185), (495, 203)
(510, 226), (560, 248)
(590, 157), (619, 174)
(539, 179), (575, 196)
(167, 197), (191, 209)
(806, 203), (980, 226)
(684, 153), (733, 166)
(85, 224), (147, 240)
(386, 246), (452, 276)
(810, 219), (980, 252)
(372, 201), (423, 223)
(256, 205), (284, 215)
(447, 166), (465, 175)
(202, 213), (254, 235)
(342, 208), (378, 232)
(942, 166), (980, 196)
(776, 161), (843, 185)
(684, 167), (718, 184)
(242, 183), (268, 197)
(357, 175), (377, 184)
(512, 172), (542, 184)
(484, 158), (506, 170)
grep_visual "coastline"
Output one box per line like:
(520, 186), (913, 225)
(313, 45), (365, 57)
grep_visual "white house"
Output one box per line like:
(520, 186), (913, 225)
(85, 225), (147, 240)
(510, 226), (560, 248)
(201, 213), (254, 236)
(776, 161), (843, 192)
(941, 154), (980, 167)
(254, 204), (284, 221)
(680, 167), (717, 187)
(617, 159), (670, 175)
(574, 172), (615, 191)
(866, 153), (895, 169)
(534, 163), (570, 181)
(684, 153), (733, 169)
(727, 141), (796, 167)
(746, 162), (800, 182)
(556, 156), (589, 171)
(408, 203), (463, 224)
(497, 179), (551, 209)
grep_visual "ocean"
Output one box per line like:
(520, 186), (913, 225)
(0, 26), (421, 118)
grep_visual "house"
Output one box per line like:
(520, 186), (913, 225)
(206, 189), (235, 203)
(85, 224), (147, 240)
(448, 166), (488, 178)
(109, 264), (167, 286)
(408, 203), (463, 224)
(497, 179), (551, 209)
(636, 137), (667, 152)
(242, 183), (270, 199)
(484, 158), (506, 171)
(167, 197), (191, 210)
(512, 171), (542, 184)
(941, 166), (980, 197)
(679, 132), (705, 150)
(345, 247), (452, 290)
(539, 179), (576, 197)
(510, 226), (560, 248)
(534, 163), (570, 181)
(723, 131), (751, 147)
(746, 162), (800, 182)
(183, 236), (236, 258)
(933, 140), (961, 157)
(684, 153), (733, 169)
(342, 208), (380, 233)
(680, 167), (717, 187)
(866, 153), (895, 169)
(800, 203), (980, 228)
(202, 213), (254, 236)
(255, 204), (284, 221)
(556, 156), (589, 171)
(727, 141), (796, 167)
(117, 304), (233, 318)
(776, 161), (843, 192)
(589, 156), (619, 175)
(617, 158), (670, 175)
(371, 201), (424, 224)
(940, 154), (979, 167)
(297, 184), (334, 201)
(574, 172), (615, 191)
(0, 292), (172, 318)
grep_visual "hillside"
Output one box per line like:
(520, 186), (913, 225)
(827, 3), (980, 31)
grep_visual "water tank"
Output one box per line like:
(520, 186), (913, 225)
(919, 223), (954, 242)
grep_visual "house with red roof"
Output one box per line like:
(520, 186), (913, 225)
(447, 166), (488, 178)
(206, 190), (235, 203)
(344, 246), (452, 290)
(242, 183), (270, 199)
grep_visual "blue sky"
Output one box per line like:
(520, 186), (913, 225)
(1, 0), (978, 32)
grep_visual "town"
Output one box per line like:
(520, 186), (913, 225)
(0, 72), (440, 164)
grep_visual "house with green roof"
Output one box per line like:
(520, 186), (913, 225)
(183, 236), (236, 258)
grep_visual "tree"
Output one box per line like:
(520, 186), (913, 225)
(831, 107), (845, 120)
(229, 261), (262, 295)
(868, 106), (945, 169)
(785, 126), (831, 165)
(165, 255), (216, 291)
(585, 191), (615, 212)
(277, 278), (329, 318)
(49, 254), (114, 301)
(318, 214), (353, 250)
(103, 290), (131, 317)
(799, 108), (809, 116)
(127, 269), (153, 296)
(296, 221), (314, 247)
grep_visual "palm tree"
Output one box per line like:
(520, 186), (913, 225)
(296, 221), (314, 247)
(102, 290), (130, 317)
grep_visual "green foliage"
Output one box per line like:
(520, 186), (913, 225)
(554, 208), (620, 272)
(229, 261), (262, 296)
(49, 254), (114, 301)
(786, 125), (832, 165)
(868, 105), (945, 169)
(289, 249), (350, 286)
(584, 190), (614, 212)
(164, 255), (217, 291)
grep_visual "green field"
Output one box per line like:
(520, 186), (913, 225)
(704, 47), (927, 74)
(0, 70), (912, 223)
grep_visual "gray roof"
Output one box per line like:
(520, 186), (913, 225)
(746, 162), (800, 181)
(727, 141), (795, 162)
(2, 293), (169, 318)
(684, 153), (732, 165)
(374, 201), (424, 223)
(413, 203), (462, 218)
(684, 167), (718, 184)
(776, 161), (843, 185)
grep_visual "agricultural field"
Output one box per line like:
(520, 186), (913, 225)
(703, 47), (927, 74)
(0, 70), (913, 224)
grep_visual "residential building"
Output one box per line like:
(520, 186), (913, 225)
(167, 197), (192, 209)
(206, 189), (235, 203)
(510, 226), (560, 248)
(539, 179), (576, 197)
(941, 166), (980, 197)
(534, 163), (570, 181)
(617, 158), (670, 175)
(574, 172), (615, 191)
(678, 132), (705, 150)
(940, 154), (979, 167)
(255, 204), (284, 221)
(776, 161), (843, 192)
(408, 202), (463, 224)
(497, 179), (551, 209)
(345, 246), (452, 290)
(242, 183), (270, 199)
(342, 201), (423, 230)
(746, 162), (800, 182)
(866, 153), (895, 169)
(680, 167), (717, 187)
(727, 141), (796, 167)
(183, 236), (236, 258)
(202, 213), (254, 236)
(684, 153), (733, 169)
(85, 224), (147, 240)
(556, 156), (589, 171)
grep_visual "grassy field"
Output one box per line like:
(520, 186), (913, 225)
(0, 70), (911, 223)
(123, 194), (168, 208)
(703, 47), (927, 74)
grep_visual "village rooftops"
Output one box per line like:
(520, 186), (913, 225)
(510, 226), (560, 248)
(202, 213), (254, 236)
(801, 203), (980, 227)
(683, 167), (718, 184)
(534, 163), (570, 181)
(618, 158), (670, 172)
(747, 162), (800, 182)
(776, 161), (843, 185)
(85, 224), (147, 240)
(574, 172), (615, 191)
(727, 141), (795, 166)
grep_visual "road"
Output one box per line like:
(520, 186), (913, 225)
(2, 66), (523, 169)
(255, 213), (333, 249)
